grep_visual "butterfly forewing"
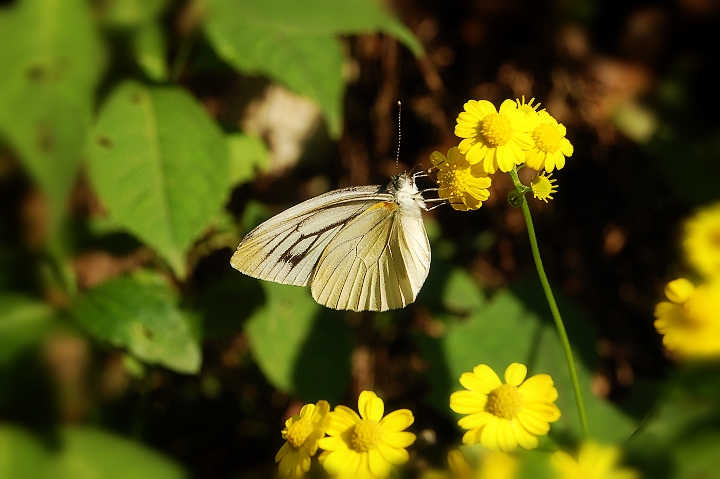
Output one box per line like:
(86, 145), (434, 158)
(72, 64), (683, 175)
(230, 186), (389, 287)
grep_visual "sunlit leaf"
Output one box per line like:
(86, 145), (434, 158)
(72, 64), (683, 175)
(86, 81), (230, 277)
(71, 274), (201, 374)
(0, 0), (102, 227)
(227, 133), (270, 185)
(0, 295), (54, 364)
(133, 21), (169, 82)
(245, 282), (352, 403)
(99, 0), (169, 29)
(419, 278), (635, 442)
(204, 0), (423, 138)
(442, 268), (486, 314)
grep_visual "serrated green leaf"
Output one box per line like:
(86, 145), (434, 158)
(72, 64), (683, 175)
(133, 21), (169, 82)
(71, 275), (201, 374)
(86, 81), (230, 277)
(0, 0), (102, 227)
(0, 295), (54, 364)
(245, 282), (351, 403)
(419, 278), (635, 442)
(227, 133), (269, 185)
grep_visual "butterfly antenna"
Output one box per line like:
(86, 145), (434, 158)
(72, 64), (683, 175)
(395, 101), (401, 173)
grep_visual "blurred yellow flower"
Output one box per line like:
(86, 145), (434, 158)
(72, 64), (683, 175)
(449, 363), (561, 451)
(550, 442), (638, 479)
(654, 278), (720, 358)
(454, 99), (534, 174)
(430, 147), (492, 211)
(318, 390), (416, 479)
(684, 203), (720, 279)
(524, 111), (574, 173)
(530, 171), (557, 203)
(276, 400), (330, 478)
(444, 449), (518, 479)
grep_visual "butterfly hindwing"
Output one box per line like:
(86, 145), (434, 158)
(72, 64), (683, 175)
(311, 201), (431, 312)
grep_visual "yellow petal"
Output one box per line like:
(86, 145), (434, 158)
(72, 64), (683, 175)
(511, 419), (538, 450)
(298, 403), (315, 420)
(496, 145), (513, 172)
(518, 374), (556, 401)
(318, 435), (348, 452)
(275, 441), (291, 462)
(462, 428), (480, 445)
(498, 99), (518, 114)
(450, 391), (482, 417)
(482, 148), (498, 174)
(480, 416), (500, 450)
(322, 448), (355, 475)
(515, 411), (550, 435)
(430, 151), (448, 168)
(358, 390), (384, 421)
(378, 441), (410, 464)
(328, 406), (360, 435)
(369, 449), (392, 479)
(504, 363), (528, 386)
(470, 364), (503, 390)
(665, 278), (695, 304)
(380, 409), (414, 432)
(560, 138), (573, 156)
(355, 451), (373, 479)
(458, 411), (493, 430)
(312, 400), (330, 421)
(459, 371), (497, 394)
(523, 402), (561, 422)
(550, 450), (581, 475)
(496, 419), (518, 451)
(382, 431), (416, 449)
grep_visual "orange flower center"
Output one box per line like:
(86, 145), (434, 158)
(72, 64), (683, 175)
(286, 418), (313, 448)
(351, 419), (382, 452)
(532, 123), (563, 153)
(480, 113), (514, 147)
(485, 384), (523, 420)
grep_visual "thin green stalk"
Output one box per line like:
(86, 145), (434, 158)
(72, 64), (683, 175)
(509, 168), (589, 437)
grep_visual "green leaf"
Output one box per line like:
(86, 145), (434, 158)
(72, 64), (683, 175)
(57, 427), (186, 479)
(71, 274), (201, 374)
(245, 282), (352, 403)
(204, 0), (423, 137)
(133, 21), (169, 82)
(227, 133), (270, 185)
(418, 278), (635, 442)
(442, 268), (486, 314)
(99, 0), (169, 29)
(86, 81), (230, 277)
(0, 295), (54, 364)
(0, 0), (102, 227)
(0, 425), (186, 479)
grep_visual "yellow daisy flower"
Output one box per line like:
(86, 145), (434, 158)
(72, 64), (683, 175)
(550, 442), (638, 479)
(683, 203), (720, 279)
(430, 147), (492, 211)
(654, 278), (720, 358)
(275, 400), (331, 478)
(530, 171), (558, 203)
(524, 111), (574, 173)
(318, 390), (416, 479)
(449, 363), (561, 451)
(515, 96), (542, 118)
(454, 99), (534, 174)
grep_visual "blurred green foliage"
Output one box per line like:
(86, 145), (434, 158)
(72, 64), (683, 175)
(1, 0), (719, 477)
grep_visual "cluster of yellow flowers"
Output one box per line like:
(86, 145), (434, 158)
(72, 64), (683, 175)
(654, 203), (720, 358)
(432, 97), (572, 210)
(278, 363), (637, 479)
(275, 391), (416, 479)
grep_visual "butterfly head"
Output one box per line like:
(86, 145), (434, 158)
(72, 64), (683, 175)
(388, 173), (426, 212)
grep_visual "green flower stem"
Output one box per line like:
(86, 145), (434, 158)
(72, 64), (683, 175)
(509, 168), (589, 438)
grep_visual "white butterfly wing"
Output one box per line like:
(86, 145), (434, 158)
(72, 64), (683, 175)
(230, 186), (390, 287)
(311, 200), (431, 312)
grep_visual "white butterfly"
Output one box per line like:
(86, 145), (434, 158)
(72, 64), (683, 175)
(230, 172), (431, 312)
